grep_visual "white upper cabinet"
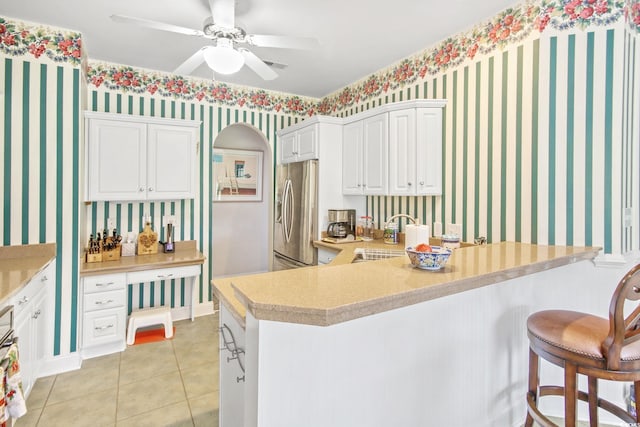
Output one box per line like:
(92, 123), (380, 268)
(279, 122), (318, 164)
(389, 107), (443, 195)
(388, 109), (416, 195)
(415, 107), (443, 195)
(343, 100), (446, 196)
(362, 114), (388, 195)
(342, 121), (364, 194)
(342, 114), (388, 195)
(85, 112), (200, 202)
(147, 124), (198, 200)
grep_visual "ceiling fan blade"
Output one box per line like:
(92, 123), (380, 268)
(239, 49), (278, 81)
(111, 14), (203, 37)
(173, 47), (208, 76)
(210, 0), (235, 28)
(247, 34), (319, 50)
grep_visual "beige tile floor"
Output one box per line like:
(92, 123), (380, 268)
(17, 314), (219, 427)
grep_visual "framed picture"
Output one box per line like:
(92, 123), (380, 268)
(213, 148), (263, 202)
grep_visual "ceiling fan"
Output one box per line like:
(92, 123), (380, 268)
(111, 0), (318, 80)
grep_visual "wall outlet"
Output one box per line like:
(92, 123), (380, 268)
(107, 217), (116, 231)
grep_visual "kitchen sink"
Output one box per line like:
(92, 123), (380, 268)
(351, 248), (406, 263)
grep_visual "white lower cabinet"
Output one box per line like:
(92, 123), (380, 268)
(10, 261), (54, 397)
(318, 247), (339, 265)
(79, 264), (202, 358)
(80, 273), (127, 358)
(219, 304), (245, 427)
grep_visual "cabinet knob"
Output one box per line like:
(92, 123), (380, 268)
(148, 187), (154, 192)
(139, 188), (145, 192)
(32, 309), (41, 319)
(419, 181), (425, 186)
(41, 275), (48, 282)
(94, 324), (114, 331)
(408, 182), (412, 186)
(18, 296), (29, 305)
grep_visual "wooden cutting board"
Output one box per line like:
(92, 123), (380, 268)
(137, 222), (158, 255)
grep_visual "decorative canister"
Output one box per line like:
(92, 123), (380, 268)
(383, 222), (398, 244)
(441, 234), (461, 249)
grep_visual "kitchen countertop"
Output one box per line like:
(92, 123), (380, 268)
(80, 240), (205, 276)
(212, 241), (601, 329)
(0, 243), (56, 304)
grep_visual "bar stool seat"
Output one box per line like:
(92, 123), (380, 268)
(525, 264), (640, 427)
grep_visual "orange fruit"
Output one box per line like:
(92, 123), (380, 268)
(415, 243), (432, 252)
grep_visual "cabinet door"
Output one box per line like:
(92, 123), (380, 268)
(279, 132), (297, 164)
(362, 114), (388, 195)
(295, 124), (318, 161)
(31, 288), (48, 386)
(416, 108), (443, 195)
(219, 305), (245, 427)
(147, 124), (197, 200)
(87, 119), (147, 201)
(342, 121), (363, 195)
(388, 109), (417, 195)
(14, 310), (34, 395)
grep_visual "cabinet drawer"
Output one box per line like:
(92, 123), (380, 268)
(83, 273), (127, 294)
(83, 308), (126, 347)
(127, 265), (200, 283)
(12, 263), (53, 318)
(83, 289), (126, 313)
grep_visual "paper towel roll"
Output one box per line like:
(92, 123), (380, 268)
(405, 224), (431, 249)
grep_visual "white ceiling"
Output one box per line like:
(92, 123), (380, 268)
(3, 0), (518, 98)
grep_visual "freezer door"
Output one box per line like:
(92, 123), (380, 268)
(273, 160), (318, 266)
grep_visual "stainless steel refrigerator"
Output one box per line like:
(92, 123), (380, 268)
(273, 159), (318, 270)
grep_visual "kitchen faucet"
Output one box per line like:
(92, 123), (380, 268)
(384, 213), (418, 228)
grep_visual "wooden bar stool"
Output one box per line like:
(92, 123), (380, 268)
(525, 263), (640, 427)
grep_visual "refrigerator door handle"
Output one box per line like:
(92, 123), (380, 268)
(275, 196), (282, 224)
(283, 179), (294, 243)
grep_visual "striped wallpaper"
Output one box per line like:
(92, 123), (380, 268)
(1, 57), (82, 355)
(341, 24), (637, 257)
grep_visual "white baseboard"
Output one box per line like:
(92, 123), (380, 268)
(40, 352), (82, 377)
(194, 302), (215, 318)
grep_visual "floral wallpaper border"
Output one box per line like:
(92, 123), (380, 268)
(87, 61), (319, 116)
(1, 0), (637, 117)
(0, 17), (82, 65)
(320, 0), (627, 113)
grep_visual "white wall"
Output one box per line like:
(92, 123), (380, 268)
(213, 124), (272, 277)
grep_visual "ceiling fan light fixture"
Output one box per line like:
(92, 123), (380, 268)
(204, 39), (244, 75)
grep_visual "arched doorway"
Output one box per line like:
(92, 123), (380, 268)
(212, 124), (273, 277)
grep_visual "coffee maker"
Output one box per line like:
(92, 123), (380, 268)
(327, 209), (356, 238)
